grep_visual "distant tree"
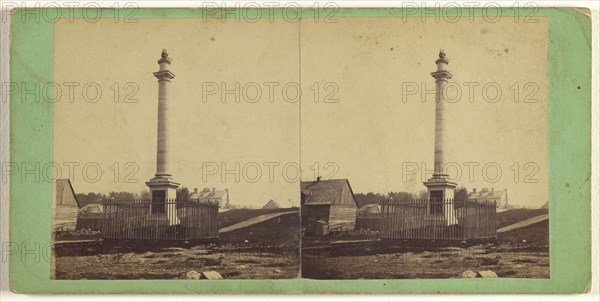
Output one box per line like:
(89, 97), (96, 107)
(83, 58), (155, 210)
(454, 186), (469, 202)
(418, 190), (429, 200)
(75, 193), (86, 204)
(387, 191), (416, 201)
(108, 191), (137, 200)
(140, 189), (151, 200)
(75, 192), (107, 206)
(354, 192), (386, 208)
(176, 186), (190, 201)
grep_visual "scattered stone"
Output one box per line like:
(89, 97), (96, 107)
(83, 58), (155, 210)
(186, 270), (201, 280)
(274, 269), (282, 273)
(461, 270), (477, 278)
(201, 271), (223, 280)
(477, 270), (498, 278)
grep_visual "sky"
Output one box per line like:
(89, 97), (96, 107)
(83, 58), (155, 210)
(300, 17), (548, 207)
(53, 16), (548, 208)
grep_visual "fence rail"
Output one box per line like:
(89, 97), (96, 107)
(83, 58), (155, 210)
(380, 199), (496, 241)
(101, 199), (219, 241)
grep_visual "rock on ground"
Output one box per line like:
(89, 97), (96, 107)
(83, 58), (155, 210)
(186, 271), (201, 280)
(201, 271), (223, 280)
(477, 270), (499, 278)
(461, 270), (477, 278)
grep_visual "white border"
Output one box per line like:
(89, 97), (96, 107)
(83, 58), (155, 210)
(0, 1), (597, 301)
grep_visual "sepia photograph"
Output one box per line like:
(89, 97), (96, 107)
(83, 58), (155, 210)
(299, 17), (549, 280)
(51, 18), (301, 280)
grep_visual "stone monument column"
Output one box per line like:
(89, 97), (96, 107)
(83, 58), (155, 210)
(146, 49), (180, 225)
(424, 50), (457, 224)
(432, 51), (451, 177)
(154, 50), (174, 178)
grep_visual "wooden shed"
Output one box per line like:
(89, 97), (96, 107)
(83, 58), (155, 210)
(53, 179), (80, 231)
(301, 178), (358, 234)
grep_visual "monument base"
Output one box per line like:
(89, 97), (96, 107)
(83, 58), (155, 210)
(146, 177), (180, 225)
(423, 175), (458, 225)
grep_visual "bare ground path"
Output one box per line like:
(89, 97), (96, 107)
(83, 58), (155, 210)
(219, 210), (298, 233)
(497, 214), (549, 233)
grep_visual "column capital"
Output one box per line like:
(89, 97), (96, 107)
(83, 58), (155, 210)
(153, 70), (176, 81)
(430, 70), (453, 80)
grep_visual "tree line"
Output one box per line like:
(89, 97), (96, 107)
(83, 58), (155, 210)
(75, 187), (192, 207)
(354, 187), (470, 208)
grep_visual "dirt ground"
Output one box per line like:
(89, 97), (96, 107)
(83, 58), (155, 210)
(302, 241), (549, 279)
(55, 211), (300, 280)
(55, 243), (299, 280)
(55, 208), (549, 279)
(301, 208), (550, 279)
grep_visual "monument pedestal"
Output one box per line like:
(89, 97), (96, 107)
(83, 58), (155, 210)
(424, 175), (457, 225)
(146, 177), (180, 225)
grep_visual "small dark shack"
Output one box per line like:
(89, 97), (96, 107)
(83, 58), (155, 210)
(76, 204), (104, 231)
(356, 204), (382, 231)
(301, 178), (358, 234)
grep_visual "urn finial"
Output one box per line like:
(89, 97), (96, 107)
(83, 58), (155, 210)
(158, 49), (172, 65)
(439, 49), (446, 60)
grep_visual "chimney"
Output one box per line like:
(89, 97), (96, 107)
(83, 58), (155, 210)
(491, 187), (494, 194)
(472, 188), (477, 193)
(225, 188), (229, 205)
(194, 188), (198, 194)
(317, 176), (322, 182)
(212, 187), (216, 196)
